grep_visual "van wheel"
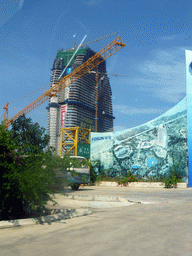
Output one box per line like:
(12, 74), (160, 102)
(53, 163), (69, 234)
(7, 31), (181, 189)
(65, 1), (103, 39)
(71, 184), (80, 190)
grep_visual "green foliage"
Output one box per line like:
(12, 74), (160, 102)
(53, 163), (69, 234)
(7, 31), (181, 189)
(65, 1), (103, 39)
(118, 177), (129, 186)
(89, 164), (97, 183)
(10, 114), (49, 154)
(45, 154), (91, 190)
(164, 153), (184, 188)
(82, 175), (87, 183)
(118, 171), (138, 186)
(16, 152), (58, 214)
(43, 153), (84, 185)
(87, 160), (105, 183)
(91, 167), (139, 184)
(88, 160), (100, 183)
(0, 119), (76, 220)
(1, 114), (94, 220)
(164, 172), (183, 188)
(0, 124), (28, 220)
(95, 170), (111, 183)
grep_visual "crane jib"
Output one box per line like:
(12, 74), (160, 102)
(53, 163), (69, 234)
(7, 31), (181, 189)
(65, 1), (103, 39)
(3, 36), (126, 128)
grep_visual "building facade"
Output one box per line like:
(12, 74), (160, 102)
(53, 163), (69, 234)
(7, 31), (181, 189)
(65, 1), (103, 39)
(47, 47), (114, 155)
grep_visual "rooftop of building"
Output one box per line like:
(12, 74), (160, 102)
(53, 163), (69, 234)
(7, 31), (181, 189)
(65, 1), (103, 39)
(55, 47), (102, 67)
(56, 47), (88, 67)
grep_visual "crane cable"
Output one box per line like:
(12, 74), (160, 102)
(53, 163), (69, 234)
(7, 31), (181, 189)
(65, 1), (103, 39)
(9, 104), (20, 113)
(9, 84), (51, 104)
(9, 73), (131, 105)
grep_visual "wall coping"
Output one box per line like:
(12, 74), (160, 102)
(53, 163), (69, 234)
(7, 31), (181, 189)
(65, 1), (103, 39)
(96, 181), (188, 189)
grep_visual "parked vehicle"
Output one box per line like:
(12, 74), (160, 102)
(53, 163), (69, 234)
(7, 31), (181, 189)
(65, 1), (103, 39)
(66, 156), (90, 190)
(55, 156), (90, 190)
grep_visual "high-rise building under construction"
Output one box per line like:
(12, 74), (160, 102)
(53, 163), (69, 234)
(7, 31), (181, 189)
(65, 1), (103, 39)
(47, 47), (114, 155)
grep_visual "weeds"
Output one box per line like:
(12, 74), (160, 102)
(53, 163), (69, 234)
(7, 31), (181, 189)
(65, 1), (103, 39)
(163, 153), (184, 188)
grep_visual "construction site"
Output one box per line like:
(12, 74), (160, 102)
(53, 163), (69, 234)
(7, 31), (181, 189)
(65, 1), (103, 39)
(2, 33), (126, 158)
(48, 46), (114, 155)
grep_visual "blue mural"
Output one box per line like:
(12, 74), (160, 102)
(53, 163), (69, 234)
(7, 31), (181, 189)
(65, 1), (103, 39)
(91, 96), (188, 182)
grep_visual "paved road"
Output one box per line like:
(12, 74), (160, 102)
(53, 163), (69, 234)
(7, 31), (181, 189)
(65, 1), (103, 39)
(65, 186), (192, 204)
(1, 187), (192, 256)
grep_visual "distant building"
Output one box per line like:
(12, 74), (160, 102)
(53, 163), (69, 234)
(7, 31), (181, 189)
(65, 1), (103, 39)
(47, 47), (114, 155)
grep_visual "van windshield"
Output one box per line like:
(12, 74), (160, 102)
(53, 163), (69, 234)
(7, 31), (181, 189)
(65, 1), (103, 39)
(69, 157), (88, 168)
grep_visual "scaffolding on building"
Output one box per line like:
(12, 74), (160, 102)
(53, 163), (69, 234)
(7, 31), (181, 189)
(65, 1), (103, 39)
(60, 127), (91, 158)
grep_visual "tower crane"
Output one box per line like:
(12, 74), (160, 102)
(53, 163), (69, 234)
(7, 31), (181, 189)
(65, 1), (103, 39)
(88, 70), (131, 132)
(65, 32), (118, 52)
(3, 35), (126, 129)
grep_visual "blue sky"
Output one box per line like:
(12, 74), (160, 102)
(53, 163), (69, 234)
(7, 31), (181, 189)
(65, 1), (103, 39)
(0, 0), (191, 132)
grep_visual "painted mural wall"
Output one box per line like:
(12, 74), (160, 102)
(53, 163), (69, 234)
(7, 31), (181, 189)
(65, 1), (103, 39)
(91, 97), (188, 182)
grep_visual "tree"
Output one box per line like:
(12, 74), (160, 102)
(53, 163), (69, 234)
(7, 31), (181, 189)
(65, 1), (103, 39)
(1, 116), (91, 220)
(0, 115), (60, 220)
(10, 114), (49, 154)
(0, 124), (27, 220)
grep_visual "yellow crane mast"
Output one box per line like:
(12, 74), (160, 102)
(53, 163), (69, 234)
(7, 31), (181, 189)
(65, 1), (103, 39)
(3, 35), (126, 129)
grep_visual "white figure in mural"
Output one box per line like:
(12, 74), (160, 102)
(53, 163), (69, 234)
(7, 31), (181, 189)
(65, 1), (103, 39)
(156, 123), (168, 148)
(154, 123), (168, 158)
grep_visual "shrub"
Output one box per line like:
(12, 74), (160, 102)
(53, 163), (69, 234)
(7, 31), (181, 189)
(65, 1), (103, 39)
(89, 164), (97, 183)
(118, 171), (138, 186)
(118, 177), (129, 186)
(164, 153), (184, 188)
(0, 122), (71, 220)
(0, 124), (29, 220)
